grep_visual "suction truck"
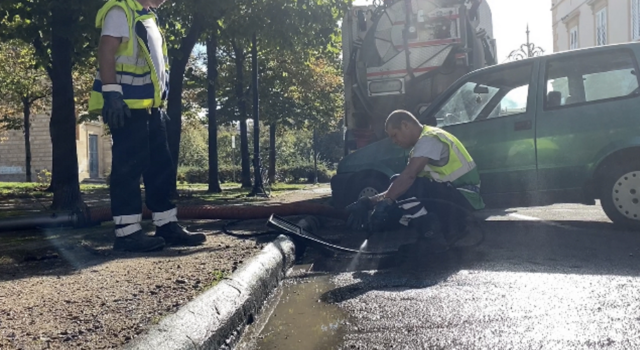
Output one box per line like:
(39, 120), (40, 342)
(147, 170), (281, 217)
(333, 0), (497, 206)
(342, 0), (497, 150)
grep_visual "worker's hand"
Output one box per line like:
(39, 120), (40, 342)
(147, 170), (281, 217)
(345, 197), (373, 231)
(368, 199), (394, 232)
(102, 89), (131, 130)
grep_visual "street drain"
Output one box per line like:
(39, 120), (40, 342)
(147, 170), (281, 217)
(236, 275), (347, 350)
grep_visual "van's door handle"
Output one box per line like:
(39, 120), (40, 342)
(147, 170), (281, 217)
(514, 120), (532, 131)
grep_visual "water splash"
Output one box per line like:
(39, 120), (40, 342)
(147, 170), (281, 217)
(359, 239), (369, 251)
(347, 239), (369, 272)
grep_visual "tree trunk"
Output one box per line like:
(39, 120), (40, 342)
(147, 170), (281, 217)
(49, 2), (84, 212)
(313, 129), (318, 184)
(166, 14), (205, 197)
(232, 39), (252, 188)
(22, 98), (32, 183)
(207, 33), (222, 193)
(269, 123), (276, 183)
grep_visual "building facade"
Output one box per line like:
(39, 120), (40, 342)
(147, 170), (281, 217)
(553, 0), (640, 52)
(0, 115), (112, 182)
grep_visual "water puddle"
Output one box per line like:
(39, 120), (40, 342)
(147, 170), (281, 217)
(236, 272), (347, 350)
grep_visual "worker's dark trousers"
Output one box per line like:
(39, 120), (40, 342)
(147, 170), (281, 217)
(109, 108), (176, 230)
(390, 175), (473, 234)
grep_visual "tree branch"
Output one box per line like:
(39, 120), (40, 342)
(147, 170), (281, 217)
(32, 35), (53, 78)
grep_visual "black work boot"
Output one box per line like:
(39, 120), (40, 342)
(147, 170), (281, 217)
(113, 230), (166, 252)
(155, 222), (206, 246)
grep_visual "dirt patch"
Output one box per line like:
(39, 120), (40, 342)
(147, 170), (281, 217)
(0, 185), (331, 350)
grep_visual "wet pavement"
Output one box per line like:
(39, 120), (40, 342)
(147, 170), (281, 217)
(237, 203), (640, 349)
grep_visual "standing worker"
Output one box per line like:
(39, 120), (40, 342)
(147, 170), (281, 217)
(346, 110), (484, 244)
(89, 0), (206, 252)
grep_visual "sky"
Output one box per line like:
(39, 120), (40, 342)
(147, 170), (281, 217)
(352, 0), (554, 62)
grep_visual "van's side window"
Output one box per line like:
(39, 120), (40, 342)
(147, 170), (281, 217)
(435, 63), (533, 126)
(487, 84), (530, 119)
(545, 49), (640, 109)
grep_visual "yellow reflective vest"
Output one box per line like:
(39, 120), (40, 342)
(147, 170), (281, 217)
(88, 0), (169, 114)
(410, 125), (485, 210)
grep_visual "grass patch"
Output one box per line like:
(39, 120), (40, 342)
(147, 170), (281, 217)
(210, 270), (225, 287)
(0, 182), (47, 197)
(178, 183), (313, 203)
(0, 182), (110, 198)
(80, 184), (109, 193)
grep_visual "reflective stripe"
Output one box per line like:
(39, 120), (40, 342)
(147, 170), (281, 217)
(431, 131), (476, 182)
(93, 80), (155, 99)
(417, 128), (476, 183)
(404, 207), (428, 219)
(96, 72), (154, 86)
(422, 164), (442, 181)
(152, 208), (178, 227)
(115, 223), (142, 237)
(457, 184), (481, 194)
(440, 161), (476, 182)
(114, 214), (142, 225)
(399, 207), (429, 226)
(102, 84), (123, 93)
(399, 200), (421, 210)
(115, 55), (145, 66)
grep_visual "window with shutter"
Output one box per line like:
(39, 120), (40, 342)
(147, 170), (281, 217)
(633, 0), (640, 41)
(596, 8), (607, 46)
(570, 26), (578, 50)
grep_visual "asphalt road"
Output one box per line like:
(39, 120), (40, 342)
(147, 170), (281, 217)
(242, 202), (640, 350)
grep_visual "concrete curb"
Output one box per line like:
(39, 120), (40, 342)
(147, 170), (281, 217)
(124, 234), (295, 350)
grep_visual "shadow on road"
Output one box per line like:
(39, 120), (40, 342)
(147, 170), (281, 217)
(0, 219), (266, 283)
(313, 218), (640, 304)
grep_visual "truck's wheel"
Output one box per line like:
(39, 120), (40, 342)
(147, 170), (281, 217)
(601, 162), (640, 230)
(347, 176), (389, 205)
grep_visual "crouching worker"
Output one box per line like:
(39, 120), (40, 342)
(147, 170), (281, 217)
(346, 110), (485, 245)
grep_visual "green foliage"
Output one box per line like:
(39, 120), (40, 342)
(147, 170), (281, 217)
(0, 40), (51, 129)
(0, 0), (103, 73)
(177, 121), (340, 184)
(178, 163), (334, 185)
(279, 163), (335, 183)
(179, 120), (209, 168)
(36, 169), (51, 188)
(178, 166), (240, 184)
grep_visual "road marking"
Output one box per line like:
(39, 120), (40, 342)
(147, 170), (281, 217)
(508, 213), (574, 229)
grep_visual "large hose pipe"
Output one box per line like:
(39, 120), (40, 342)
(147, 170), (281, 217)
(0, 203), (346, 232)
(87, 203), (347, 224)
(0, 212), (79, 232)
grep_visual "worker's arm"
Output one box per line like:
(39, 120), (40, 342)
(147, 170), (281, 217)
(372, 156), (430, 202)
(97, 35), (122, 85)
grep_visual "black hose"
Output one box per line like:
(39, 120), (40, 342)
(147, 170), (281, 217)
(218, 198), (486, 257)
(221, 220), (280, 239)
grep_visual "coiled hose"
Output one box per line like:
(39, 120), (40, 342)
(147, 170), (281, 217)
(220, 198), (486, 257)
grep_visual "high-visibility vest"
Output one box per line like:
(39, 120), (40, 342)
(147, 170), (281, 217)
(411, 125), (485, 209)
(88, 0), (169, 114)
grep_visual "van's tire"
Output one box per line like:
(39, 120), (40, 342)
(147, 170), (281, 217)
(346, 175), (389, 206)
(600, 162), (640, 230)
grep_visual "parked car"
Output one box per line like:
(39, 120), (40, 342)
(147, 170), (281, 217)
(331, 42), (640, 229)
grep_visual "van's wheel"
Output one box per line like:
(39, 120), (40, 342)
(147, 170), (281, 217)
(347, 176), (389, 205)
(601, 162), (640, 230)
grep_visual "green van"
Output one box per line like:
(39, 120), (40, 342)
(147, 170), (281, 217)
(331, 42), (640, 229)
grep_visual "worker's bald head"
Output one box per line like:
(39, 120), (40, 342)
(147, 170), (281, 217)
(385, 110), (421, 131)
(385, 110), (423, 149)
